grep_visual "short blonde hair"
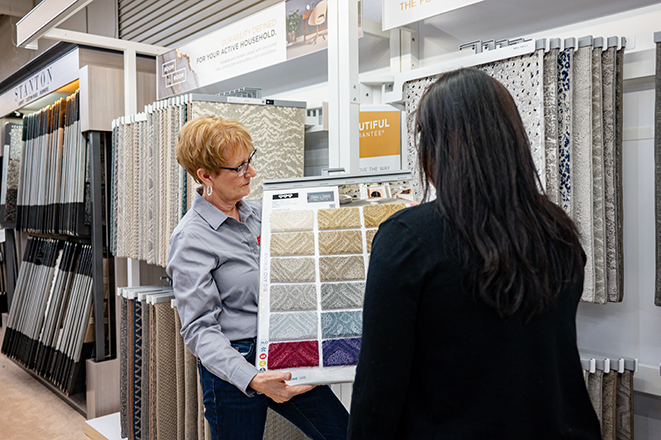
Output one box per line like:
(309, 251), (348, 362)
(176, 116), (254, 184)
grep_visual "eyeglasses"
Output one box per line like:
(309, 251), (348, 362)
(219, 149), (257, 177)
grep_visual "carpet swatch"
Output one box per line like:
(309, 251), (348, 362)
(320, 282), (365, 310)
(601, 370), (617, 440)
(573, 44), (596, 303)
(319, 256), (366, 281)
(321, 311), (363, 338)
(544, 48), (560, 204)
(322, 338), (361, 367)
(270, 284), (318, 312)
(269, 312), (318, 341)
(271, 210), (314, 232)
(317, 207), (362, 230)
(270, 257), (316, 283)
(558, 48), (574, 217)
(318, 230), (364, 255)
(591, 46), (607, 304)
(362, 203), (406, 228)
(615, 47), (625, 302)
(120, 297), (128, 439)
(616, 370), (634, 440)
(154, 303), (178, 440)
(587, 368), (603, 425)
(270, 232), (315, 256)
(365, 229), (377, 253)
(267, 341), (319, 369)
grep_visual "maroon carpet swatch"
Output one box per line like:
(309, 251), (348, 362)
(268, 341), (319, 370)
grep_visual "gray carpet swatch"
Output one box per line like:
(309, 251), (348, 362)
(592, 46), (607, 304)
(321, 282), (365, 310)
(616, 370), (634, 440)
(572, 45), (595, 303)
(321, 310), (363, 338)
(601, 370), (618, 440)
(270, 284), (318, 312)
(269, 311), (318, 341)
(602, 45), (620, 303)
(587, 369), (603, 425)
(615, 46), (625, 302)
(544, 48), (560, 204)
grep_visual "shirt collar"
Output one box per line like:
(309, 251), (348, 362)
(192, 189), (256, 230)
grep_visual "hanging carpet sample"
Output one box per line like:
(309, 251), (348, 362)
(591, 43), (607, 304)
(544, 45), (560, 204)
(189, 100), (305, 202)
(557, 45), (574, 217)
(572, 41), (596, 303)
(601, 370), (618, 440)
(154, 301), (178, 440)
(614, 45), (625, 303)
(616, 369), (634, 440)
(656, 34), (661, 306)
(586, 368), (603, 425)
(1, 238), (94, 395)
(0, 122), (23, 227)
(603, 42), (621, 304)
(120, 295), (129, 439)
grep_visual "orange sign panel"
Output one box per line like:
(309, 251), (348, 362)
(359, 111), (401, 158)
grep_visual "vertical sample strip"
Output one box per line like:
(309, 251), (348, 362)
(656, 39), (661, 306)
(322, 338), (361, 367)
(270, 284), (318, 312)
(573, 44), (595, 303)
(544, 48), (560, 204)
(268, 341), (319, 369)
(592, 46), (607, 304)
(557, 48), (574, 217)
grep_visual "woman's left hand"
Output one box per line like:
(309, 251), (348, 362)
(249, 371), (315, 403)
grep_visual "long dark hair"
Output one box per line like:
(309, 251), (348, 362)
(416, 68), (584, 320)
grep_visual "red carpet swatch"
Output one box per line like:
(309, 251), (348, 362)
(268, 341), (319, 370)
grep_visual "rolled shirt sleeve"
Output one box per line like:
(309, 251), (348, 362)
(166, 192), (262, 395)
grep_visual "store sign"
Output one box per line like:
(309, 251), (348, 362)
(359, 108), (401, 173)
(0, 48), (79, 117)
(382, 0), (484, 31)
(157, 2), (287, 99)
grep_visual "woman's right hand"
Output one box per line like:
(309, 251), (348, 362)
(248, 371), (315, 403)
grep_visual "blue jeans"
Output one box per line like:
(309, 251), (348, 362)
(198, 338), (349, 440)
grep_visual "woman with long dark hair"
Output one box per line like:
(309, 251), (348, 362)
(348, 68), (601, 439)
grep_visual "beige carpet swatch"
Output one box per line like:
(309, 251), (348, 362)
(317, 207), (362, 230)
(271, 210), (314, 232)
(270, 257), (316, 283)
(318, 230), (364, 255)
(587, 369), (603, 425)
(601, 370), (618, 440)
(270, 232), (315, 256)
(155, 302), (178, 440)
(365, 229), (377, 253)
(362, 203), (406, 228)
(319, 256), (366, 281)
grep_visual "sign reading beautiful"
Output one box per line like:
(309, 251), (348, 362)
(359, 110), (401, 173)
(157, 2), (287, 99)
(382, 0), (485, 31)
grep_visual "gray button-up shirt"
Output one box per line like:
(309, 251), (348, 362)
(166, 190), (262, 394)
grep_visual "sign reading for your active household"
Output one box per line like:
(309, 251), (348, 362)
(359, 110), (401, 174)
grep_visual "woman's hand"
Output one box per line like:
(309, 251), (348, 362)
(249, 371), (315, 403)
